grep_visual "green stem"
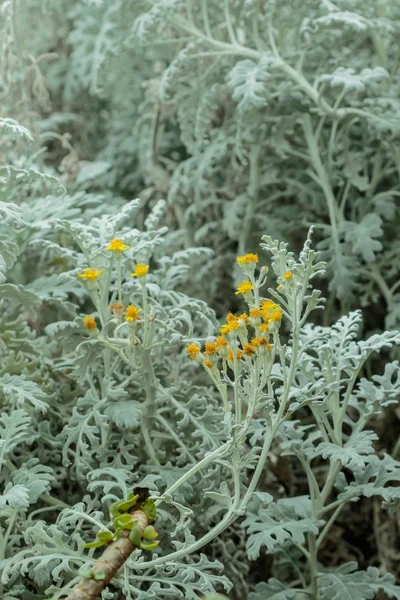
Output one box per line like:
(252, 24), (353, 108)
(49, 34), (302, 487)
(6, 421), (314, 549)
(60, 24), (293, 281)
(308, 533), (319, 600)
(316, 503), (345, 549)
(238, 144), (261, 255)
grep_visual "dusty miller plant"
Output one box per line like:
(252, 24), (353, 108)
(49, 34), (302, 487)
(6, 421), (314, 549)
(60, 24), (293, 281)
(1, 1), (400, 600)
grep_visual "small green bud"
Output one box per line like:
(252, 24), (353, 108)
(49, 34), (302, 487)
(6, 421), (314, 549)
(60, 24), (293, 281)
(93, 570), (106, 581)
(129, 525), (142, 547)
(140, 539), (160, 551)
(143, 525), (158, 540)
(139, 497), (157, 522)
(79, 569), (94, 579)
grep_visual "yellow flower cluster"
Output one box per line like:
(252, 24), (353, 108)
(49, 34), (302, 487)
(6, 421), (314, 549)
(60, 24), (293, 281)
(186, 298), (279, 369)
(184, 253), (286, 379)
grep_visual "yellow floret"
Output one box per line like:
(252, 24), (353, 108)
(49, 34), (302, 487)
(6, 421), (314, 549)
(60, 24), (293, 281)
(235, 280), (253, 296)
(186, 343), (200, 360)
(82, 315), (97, 330)
(78, 267), (103, 281)
(236, 253), (258, 265)
(125, 304), (142, 322)
(216, 335), (228, 348)
(130, 264), (149, 278)
(243, 343), (255, 356)
(205, 341), (218, 354)
(106, 238), (130, 252)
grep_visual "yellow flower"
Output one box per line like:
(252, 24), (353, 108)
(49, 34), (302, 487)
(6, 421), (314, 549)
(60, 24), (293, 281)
(250, 307), (262, 318)
(82, 315), (97, 330)
(216, 335), (228, 348)
(205, 341), (218, 355)
(125, 304), (142, 322)
(106, 238), (130, 252)
(250, 337), (262, 348)
(261, 299), (283, 323)
(130, 264), (149, 278)
(269, 308), (283, 322)
(243, 343), (255, 356)
(283, 271), (293, 280)
(204, 359), (214, 369)
(236, 253), (258, 265)
(220, 314), (239, 335)
(78, 267), (103, 281)
(186, 343), (200, 360)
(235, 280), (253, 296)
(238, 313), (249, 325)
(259, 323), (270, 333)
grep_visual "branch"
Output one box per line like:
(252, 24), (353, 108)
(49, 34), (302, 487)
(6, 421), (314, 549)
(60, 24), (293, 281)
(66, 509), (149, 600)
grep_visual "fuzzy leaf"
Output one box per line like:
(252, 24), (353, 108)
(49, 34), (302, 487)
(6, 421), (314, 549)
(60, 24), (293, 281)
(0, 483), (30, 509)
(243, 500), (323, 559)
(0, 375), (49, 413)
(227, 57), (272, 112)
(249, 580), (298, 600)
(342, 214), (383, 262)
(104, 400), (143, 429)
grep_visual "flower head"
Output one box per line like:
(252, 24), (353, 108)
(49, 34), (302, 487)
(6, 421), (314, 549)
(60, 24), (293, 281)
(283, 271), (293, 281)
(186, 343), (200, 360)
(238, 313), (249, 325)
(125, 304), (142, 322)
(216, 336), (228, 348)
(220, 315), (239, 335)
(250, 337), (262, 348)
(106, 238), (130, 252)
(250, 307), (262, 319)
(243, 343), (255, 356)
(261, 299), (283, 323)
(78, 267), (103, 281)
(204, 359), (214, 369)
(82, 315), (97, 330)
(235, 280), (253, 296)
(259, 323), (270, 333)
(109, 302), (125, 317)
(205, 341), (218, 355)
(130, 264), (149, 278)
(236, 253), (258, 265)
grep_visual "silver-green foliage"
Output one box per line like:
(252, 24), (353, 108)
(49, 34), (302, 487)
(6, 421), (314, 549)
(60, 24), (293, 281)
(1, 2), (400, 600)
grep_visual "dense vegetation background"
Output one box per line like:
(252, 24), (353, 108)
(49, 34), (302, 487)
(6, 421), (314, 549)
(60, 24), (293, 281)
(1, 1), (400, 599)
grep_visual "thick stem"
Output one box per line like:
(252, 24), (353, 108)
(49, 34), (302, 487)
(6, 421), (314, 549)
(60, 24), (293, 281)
(65, 509), (148, 600)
